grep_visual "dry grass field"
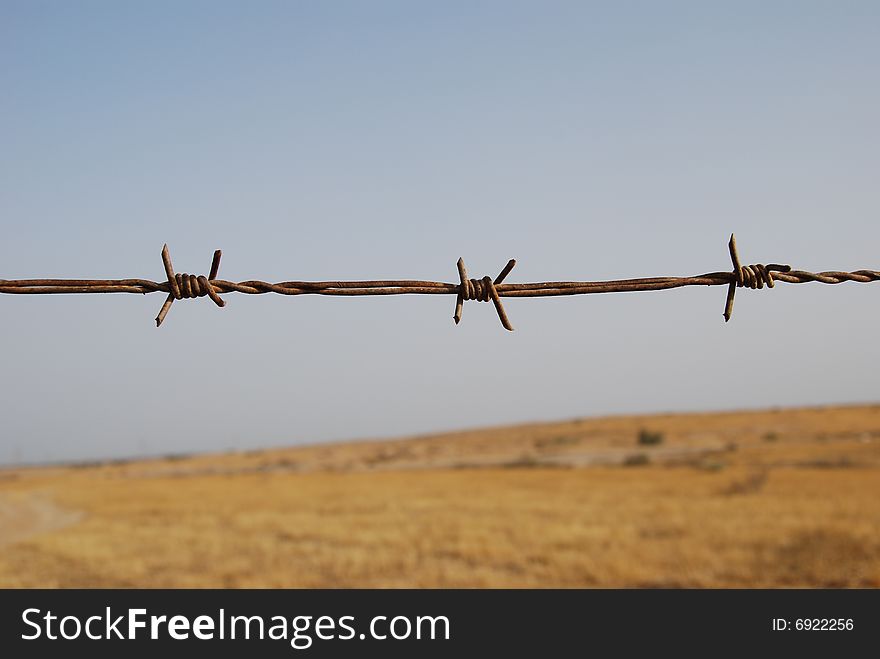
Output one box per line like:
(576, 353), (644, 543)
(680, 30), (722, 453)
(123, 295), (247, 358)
(1, 404), (879, 588)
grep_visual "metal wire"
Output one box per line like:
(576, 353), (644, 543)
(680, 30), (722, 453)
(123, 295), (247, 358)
(1, 234), (877, 329)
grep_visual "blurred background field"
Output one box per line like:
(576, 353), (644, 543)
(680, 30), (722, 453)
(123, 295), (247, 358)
(1, 403), (879, 588)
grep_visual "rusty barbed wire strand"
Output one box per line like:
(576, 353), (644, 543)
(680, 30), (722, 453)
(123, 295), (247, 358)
(0, 234), (878, 330)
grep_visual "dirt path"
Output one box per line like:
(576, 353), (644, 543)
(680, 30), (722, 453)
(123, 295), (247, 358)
(0, 491), (83, 548)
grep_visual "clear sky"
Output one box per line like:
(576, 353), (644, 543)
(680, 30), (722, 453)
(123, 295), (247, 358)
(1, 1), (878, 464)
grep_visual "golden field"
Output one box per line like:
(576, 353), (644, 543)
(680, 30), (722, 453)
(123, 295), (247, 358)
(1, 404), (879, 588)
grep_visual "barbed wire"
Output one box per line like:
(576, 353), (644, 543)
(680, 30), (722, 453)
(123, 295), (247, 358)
(1, 234), (877, 329)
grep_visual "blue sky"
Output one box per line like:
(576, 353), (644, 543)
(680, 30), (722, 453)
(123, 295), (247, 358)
(1, 1), (878, 463)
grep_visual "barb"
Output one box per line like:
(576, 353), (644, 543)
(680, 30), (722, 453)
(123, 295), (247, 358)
(1, 235), (877, 329)
(155, 245), (225, 327)
(454, 258), (517, 330)
(722, 233), (792, 322)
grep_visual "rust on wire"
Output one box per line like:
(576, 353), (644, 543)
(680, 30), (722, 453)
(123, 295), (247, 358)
(722, 234), (792, 322)
(0, 234), (878, 329)
(155, 245), (225, 327)
(454, 258), (517, 331)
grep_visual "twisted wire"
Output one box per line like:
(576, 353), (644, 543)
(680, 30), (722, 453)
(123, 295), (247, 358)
(154, 245), (225, 326)
(454, 258), (516, 331)
(1, 234), (877, 329)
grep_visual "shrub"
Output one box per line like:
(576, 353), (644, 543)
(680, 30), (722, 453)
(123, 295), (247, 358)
(637, 429), (664, 446)
(722, 470), (768, 496)
(623, 453), (651, 467)
(535, 435), (580, 449)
